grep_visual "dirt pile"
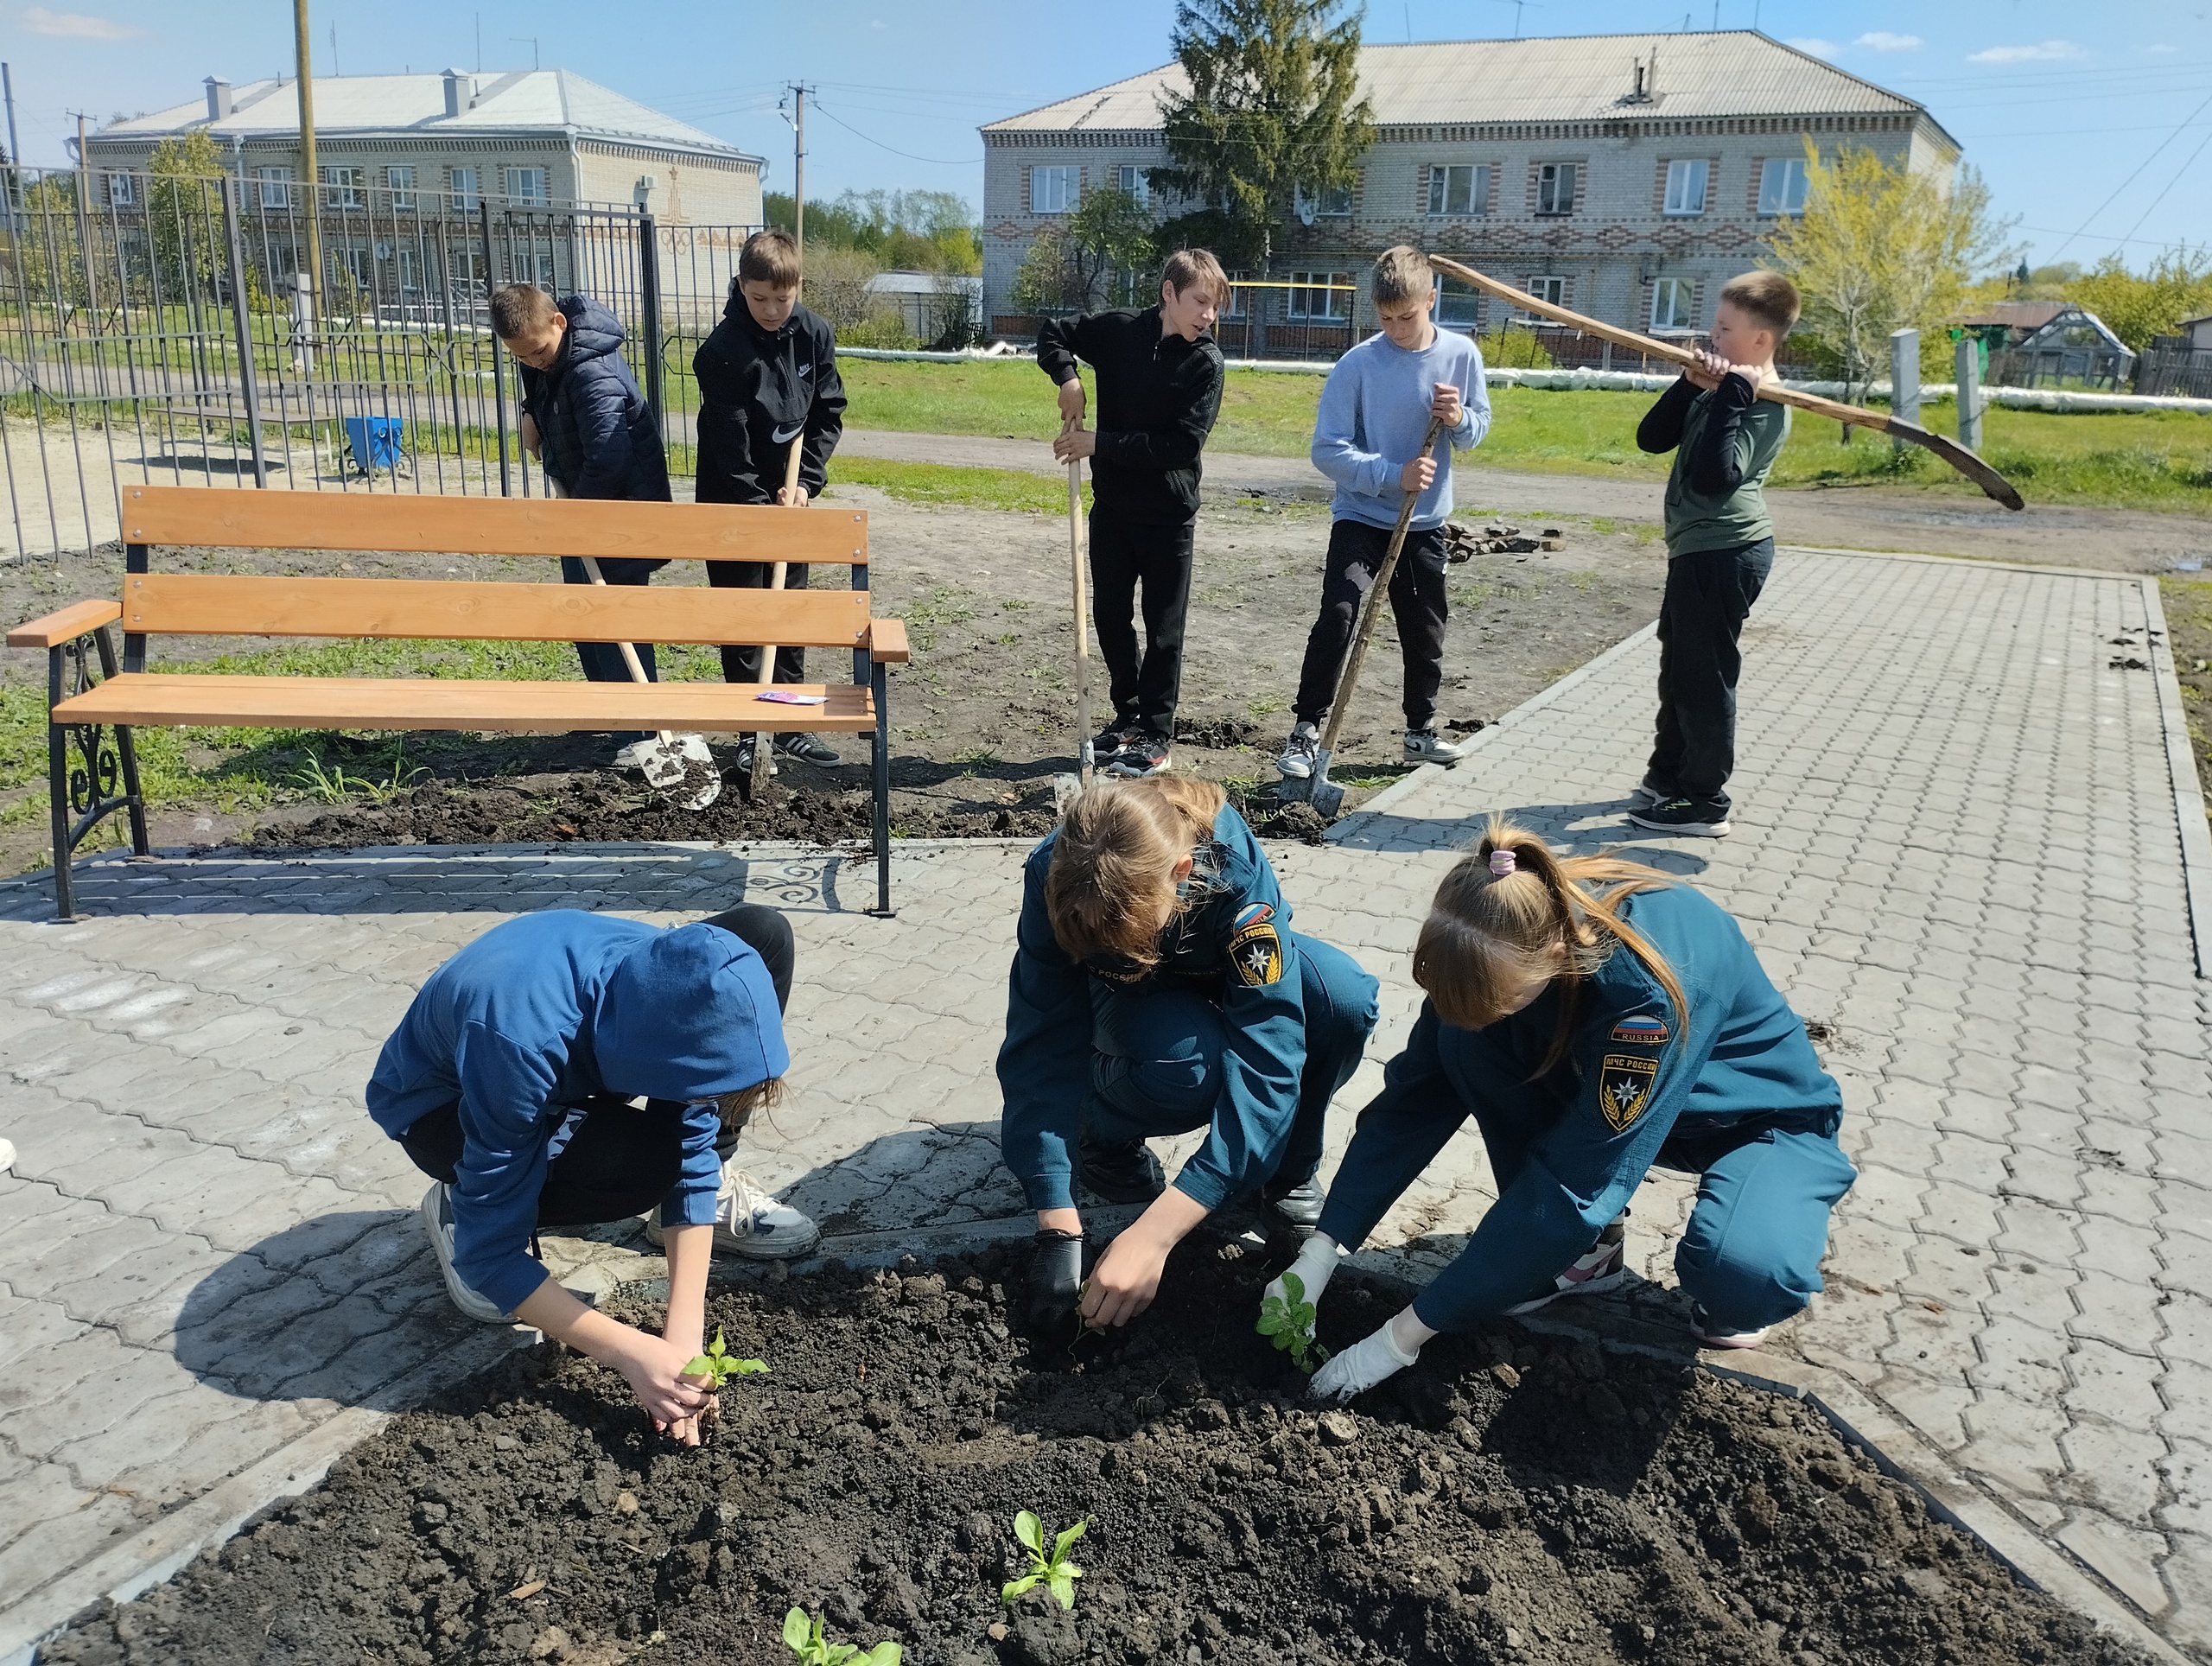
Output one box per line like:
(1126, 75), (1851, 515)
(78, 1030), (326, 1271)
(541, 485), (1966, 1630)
(41, 1246), (2151, 1666)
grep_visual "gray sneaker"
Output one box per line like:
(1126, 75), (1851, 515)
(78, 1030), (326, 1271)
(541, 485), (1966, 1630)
(644, 1167), (821, 1260)
(1403, 728), (1469, 765)
(419, 1182), (514, 1325)
(1275, 722), (1321, 780)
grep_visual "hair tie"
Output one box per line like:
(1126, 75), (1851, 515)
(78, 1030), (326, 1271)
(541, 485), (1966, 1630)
(1489, 849), (1517, 877)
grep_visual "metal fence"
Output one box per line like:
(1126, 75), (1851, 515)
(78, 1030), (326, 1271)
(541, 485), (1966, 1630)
(0, 164), (760, 559)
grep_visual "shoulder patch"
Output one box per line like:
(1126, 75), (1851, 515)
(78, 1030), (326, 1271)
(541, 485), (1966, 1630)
(1228, 919), (1284, 987)
(1233, 902), (1275, 931)
(1610, 1014), (1669, 1046)
(1599, 1053), (1659, 1132)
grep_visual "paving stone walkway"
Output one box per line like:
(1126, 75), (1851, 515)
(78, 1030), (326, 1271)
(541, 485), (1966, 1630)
(0, 546), (2206, 1662)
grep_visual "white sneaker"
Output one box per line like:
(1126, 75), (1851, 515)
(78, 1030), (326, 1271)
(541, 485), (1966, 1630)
(1503, 1217), (1630, 1315)
(645, 1167), (821, 1260)
(1403, 728), (1469, 766)
(419, 1182), (515, 1325)
(1692, 1304), (1774, 1350)
(1276, 722), (1320, 780)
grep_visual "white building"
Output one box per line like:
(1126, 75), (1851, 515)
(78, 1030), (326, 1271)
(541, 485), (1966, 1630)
(980, 30), (1959, 356)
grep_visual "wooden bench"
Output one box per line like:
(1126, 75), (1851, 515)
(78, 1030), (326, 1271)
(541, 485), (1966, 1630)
(8, 485), (911, 919)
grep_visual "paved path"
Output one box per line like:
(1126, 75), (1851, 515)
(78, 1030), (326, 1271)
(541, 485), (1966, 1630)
(0, 546), (2207, 1661)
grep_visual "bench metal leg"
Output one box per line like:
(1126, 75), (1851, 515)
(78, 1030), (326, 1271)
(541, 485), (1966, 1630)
(870, 659), (893, 917)
(45, 628), (149, 922)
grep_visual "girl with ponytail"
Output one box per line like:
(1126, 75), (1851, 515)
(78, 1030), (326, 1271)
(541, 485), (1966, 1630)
(1269, 817), (1854, 1402)
(998, 778), (1379, 1342)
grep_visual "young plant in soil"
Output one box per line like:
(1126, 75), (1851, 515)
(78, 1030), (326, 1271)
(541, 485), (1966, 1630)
(1255, 1270), (1330, 1373)
(781, 1606), (902, 1665)
(681, 1326), (769, 1388)
(1001, 1510), (1088, 1612)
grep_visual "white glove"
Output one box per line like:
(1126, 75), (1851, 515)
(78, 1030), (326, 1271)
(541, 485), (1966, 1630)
(1263, 1232), (1341, 1311)
(1310, 1308), (1428, 1403)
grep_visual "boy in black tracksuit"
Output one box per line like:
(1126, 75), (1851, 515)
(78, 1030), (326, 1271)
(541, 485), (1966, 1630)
(1038, 250), (1230, 778)
(693, 229), (849, 769)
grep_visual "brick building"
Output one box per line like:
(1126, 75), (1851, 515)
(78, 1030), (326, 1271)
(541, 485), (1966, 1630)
(980, 30), (1959, 354)
(86, 69), (764, 226)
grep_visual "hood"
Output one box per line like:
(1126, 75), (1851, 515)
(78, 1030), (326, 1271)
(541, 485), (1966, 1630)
(558, 294), (629, 367)
(723, 284), (798, 341)
(590, 922), (788, 1101)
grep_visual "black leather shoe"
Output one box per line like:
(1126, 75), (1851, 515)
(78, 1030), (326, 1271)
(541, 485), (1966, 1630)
(1077, 1135), (1165, 1205)
(1263, 1173), (1326, 1232)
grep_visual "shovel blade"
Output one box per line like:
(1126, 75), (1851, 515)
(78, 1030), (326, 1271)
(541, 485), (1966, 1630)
(1307, 748), (1344, 819)
(1052, 773), (1081, 815)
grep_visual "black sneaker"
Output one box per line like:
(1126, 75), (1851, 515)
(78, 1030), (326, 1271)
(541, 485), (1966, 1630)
(1077, 1134), (1166, 1205)
(1628, 796), (1732, 837)
(1262, 1173), (1326, 1232)
(1106, 737), (1171, 778)
(774, 732), (841, 766)
(1628, 776), (1672, 808)
(1090, 724), (1138, 765)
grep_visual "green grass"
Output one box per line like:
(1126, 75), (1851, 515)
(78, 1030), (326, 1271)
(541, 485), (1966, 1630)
(833, 359), (2212, 513)
(829, 455), (1093, 516)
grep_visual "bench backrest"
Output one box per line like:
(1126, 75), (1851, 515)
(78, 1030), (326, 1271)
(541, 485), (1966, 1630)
(119, 485), (868, 566)
(121, 574), (871, 649)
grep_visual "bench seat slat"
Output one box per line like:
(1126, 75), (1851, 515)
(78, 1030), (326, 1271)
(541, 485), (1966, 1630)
(123, 574), (875, 648)
(120, 485), (869, 564)
(52, 674), (876, 734)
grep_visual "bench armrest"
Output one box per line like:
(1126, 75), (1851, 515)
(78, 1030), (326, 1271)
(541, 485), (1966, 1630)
(8, 600), (122, 649)
(868, 618), (910, 664)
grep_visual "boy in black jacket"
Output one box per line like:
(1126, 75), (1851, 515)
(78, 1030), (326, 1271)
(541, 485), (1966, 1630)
(1039, 249), (1230, 778)
(693, 230), (849, 771)
(495, 283), (686, 771)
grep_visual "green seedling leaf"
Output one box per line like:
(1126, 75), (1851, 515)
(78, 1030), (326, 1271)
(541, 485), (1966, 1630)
(1256, 1271), (1331, 1374)
(781, 1606), (899, 1666)
(683, 1327), (771, 1388)
(1001, 1510), (1090, 1611)
(784, 1608), (812, 1651)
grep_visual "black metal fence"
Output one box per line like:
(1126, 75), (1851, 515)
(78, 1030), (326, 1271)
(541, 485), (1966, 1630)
(0, 165), (759, 559)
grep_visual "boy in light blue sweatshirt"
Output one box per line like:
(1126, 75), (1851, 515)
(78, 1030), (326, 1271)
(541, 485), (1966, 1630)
(1278, 245), (1491, 781)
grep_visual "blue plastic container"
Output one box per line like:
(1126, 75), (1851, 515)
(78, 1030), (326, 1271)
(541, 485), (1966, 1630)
(343, 416), (405, 473)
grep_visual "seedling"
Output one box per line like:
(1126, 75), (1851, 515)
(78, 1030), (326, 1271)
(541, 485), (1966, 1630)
(781, 1606), (901, 1666)
(1256, 1271), (1330, 1374)
(1001, 1510), (1087, 1612)
(681, 1326), (769, 1388)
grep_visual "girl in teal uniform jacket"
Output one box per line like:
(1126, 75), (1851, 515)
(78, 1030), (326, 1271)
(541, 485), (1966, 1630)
(1280, 818), (1854, 1402)
(999, 778), (1379, 1339)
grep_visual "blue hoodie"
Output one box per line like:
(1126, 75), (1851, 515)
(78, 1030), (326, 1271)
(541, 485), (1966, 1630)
(997, 804), (1306, 1213)
(516, 295), (673, 504)
(367, 911), (788, 1313)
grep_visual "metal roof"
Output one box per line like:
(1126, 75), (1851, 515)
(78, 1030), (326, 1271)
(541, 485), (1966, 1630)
(986, 31), (1935, 135)
(94, 70), (760, 162)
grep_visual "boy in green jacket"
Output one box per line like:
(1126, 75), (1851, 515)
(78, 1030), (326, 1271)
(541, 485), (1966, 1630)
(1627, 270), (1801, 838)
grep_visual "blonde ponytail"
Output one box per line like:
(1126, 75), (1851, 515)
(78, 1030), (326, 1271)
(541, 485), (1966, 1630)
(1045, 777), (1227, 973)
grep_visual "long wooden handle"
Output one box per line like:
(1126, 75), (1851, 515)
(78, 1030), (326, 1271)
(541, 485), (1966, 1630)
(1314, 414), (1450, 760)
(1425, 255), (2024, 512)
(575, 553), (677, 748)
(1065, 422), (1093, 784)
(751, 436), (806, 754)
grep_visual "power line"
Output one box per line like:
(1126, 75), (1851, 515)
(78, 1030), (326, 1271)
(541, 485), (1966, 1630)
(2044, 86), (2212, 262)
(2116, 124), (2212, 249)
(810, 102), (982, 166)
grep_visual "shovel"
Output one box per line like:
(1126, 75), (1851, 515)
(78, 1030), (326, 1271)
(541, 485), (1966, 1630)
(739, 434), (809, 802)
(1300, 413), (1449, 820)
(1052, 421), (1094, 816)
(575, 553), (721, 811)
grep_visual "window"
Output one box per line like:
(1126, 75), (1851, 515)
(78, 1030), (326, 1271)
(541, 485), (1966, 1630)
(320, 165), (364, 208)
(1287, 270), (1351, 321)
(503, 167), (548, 205)
(331, 245), (373, 290)
(107, 173), (136, 207)
(1758, 156), (1809, 215)
(1434, 278), (1482, 330)
(1527, 275), (1566, 306)
(397, 247), (421, 293)
(531, 251), (556, 288)
(1651, 277), (1694, 330)
(1294, 181), (1354, 219)
(1115, 165), (1149, 208)
(1426, 163), (1486, 217)
(385, 164), (416, 210)
(253, 166), (293, 209)
(1535, 162), (1577, 216)
(451, 166), (480, 211)
(1031, 165), (1078, 214)
(1663, 159), (1708, 216)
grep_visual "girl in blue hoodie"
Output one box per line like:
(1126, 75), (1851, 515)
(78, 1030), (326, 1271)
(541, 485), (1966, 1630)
(368, 904), (804, 1444)
(1275, 819), (1854, 1402)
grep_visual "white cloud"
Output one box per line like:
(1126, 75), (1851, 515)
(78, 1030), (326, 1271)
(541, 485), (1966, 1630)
(1854, 31), (1922, 51)
(2151, 42), (2177, 54)
(1788, 36), (1842, 59)
(21, 6), (137, 37)
(1966, 39), (2083, 63)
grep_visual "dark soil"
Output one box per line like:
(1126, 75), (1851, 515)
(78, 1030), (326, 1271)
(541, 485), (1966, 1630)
(41, 1246), (2153, 1666)
(2164, 575), (2212, 822)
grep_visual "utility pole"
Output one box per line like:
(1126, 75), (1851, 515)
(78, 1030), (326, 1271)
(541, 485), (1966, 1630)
(781, 83), (813, 250)
(293, 0), (321, 346)
(3, 62), (22, 235)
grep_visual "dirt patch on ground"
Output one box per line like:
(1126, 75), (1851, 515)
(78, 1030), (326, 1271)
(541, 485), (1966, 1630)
(41, 1244), (2154, 1666)
(0, 486), (1668, 869)
(2164, 575), (2212, 819)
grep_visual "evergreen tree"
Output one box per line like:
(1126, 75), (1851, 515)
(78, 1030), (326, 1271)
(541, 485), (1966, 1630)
(1150, 0), (1374, 275)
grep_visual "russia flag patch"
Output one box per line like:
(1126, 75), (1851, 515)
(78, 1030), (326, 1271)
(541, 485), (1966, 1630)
(1610, 1014), (1669, 1046)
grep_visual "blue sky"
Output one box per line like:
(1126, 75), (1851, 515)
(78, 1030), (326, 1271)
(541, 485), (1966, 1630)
(6, 0), (2207, 270)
